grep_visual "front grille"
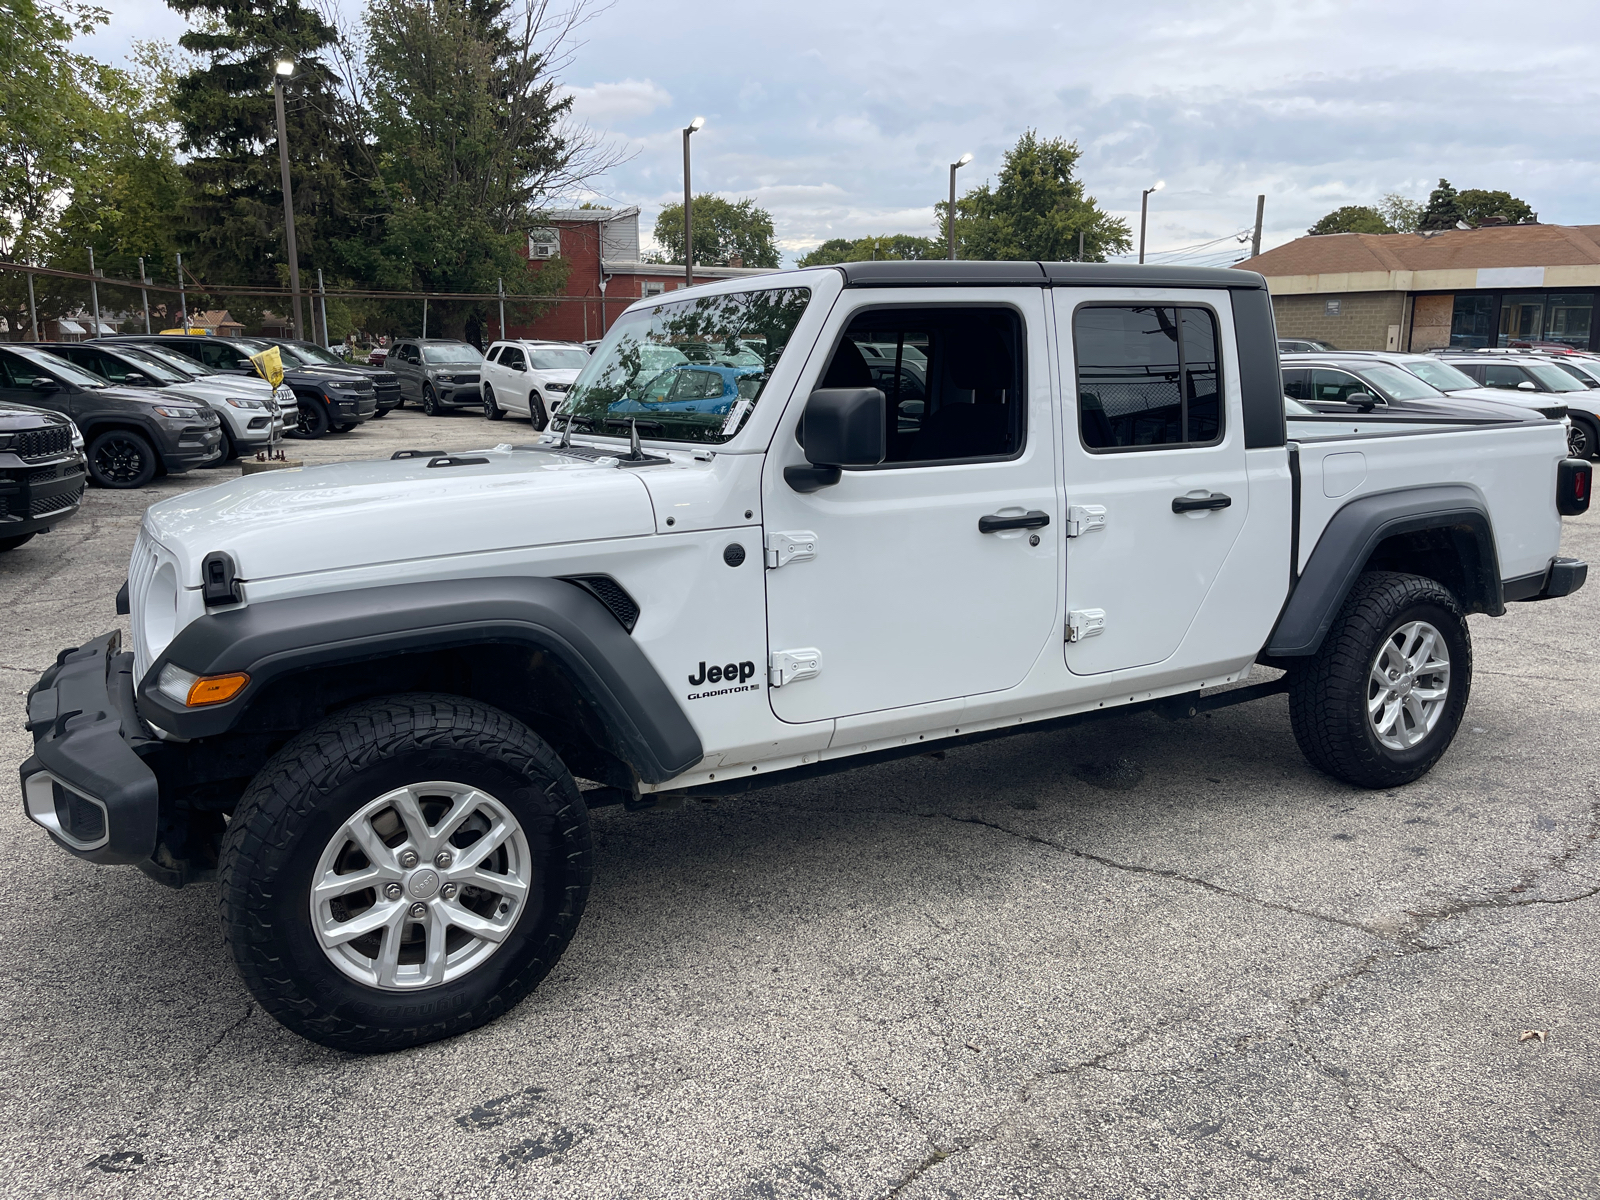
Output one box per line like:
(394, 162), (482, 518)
(128, 528), (161, 678)
(28, 465), (60, 484)
(561, 574), (640, 633)
(29, 484), (82, 517)
(1539, 405), (1569, 421)
(14, 425), (72, 460)
(372, 371), (398, 386)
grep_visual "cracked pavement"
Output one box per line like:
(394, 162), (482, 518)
(1, 409), (1597, 1198)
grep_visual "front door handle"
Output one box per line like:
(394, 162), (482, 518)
(1171, 493), (1232, 514)
(979, 510), (1051, 533)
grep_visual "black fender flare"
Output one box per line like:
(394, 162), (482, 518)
(136, 576), (704, 784)
(1267, 485), (1501, 658)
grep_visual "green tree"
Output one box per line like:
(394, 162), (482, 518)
(936, 131), (1130, 262)
(795, 234), (941, 267)
(652, 196), (781, 269)
(166, 0), (357, 328)
(1456, 188), (1536, 227)
(1307, 205), (1392, 235)
(1419, 179), (1464, 231)
(1379, 193), (1423, 234)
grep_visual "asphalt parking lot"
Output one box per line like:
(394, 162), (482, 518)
(2, 406), (1597, 1199)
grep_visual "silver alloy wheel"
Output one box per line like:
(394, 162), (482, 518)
(1366, 620), (1452, 751)
(310, 781), (533, 991)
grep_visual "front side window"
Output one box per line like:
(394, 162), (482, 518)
(1311, 369), (1371, 404)
(500, 347), (526, 370)
(1075, 305), (1221, 449)
(562, 287), (811, 444)
(0, 346), (106, 389)
(1482, 364), (1532, 390)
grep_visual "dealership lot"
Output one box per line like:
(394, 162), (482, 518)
(1, 407), (1597, 1199)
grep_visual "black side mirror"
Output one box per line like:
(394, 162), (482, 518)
(1347, 391), (1379, 411)
(786, 387), (885, 493)
(30, 376), (59, 392)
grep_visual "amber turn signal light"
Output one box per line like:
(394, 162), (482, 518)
(187, 672), (249, 706)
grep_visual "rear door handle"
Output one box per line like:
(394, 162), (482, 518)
(1171, 493), (1232, 513)
(979, 510), (1051, 533)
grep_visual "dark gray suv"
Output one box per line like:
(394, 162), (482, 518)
(0, 346), (223, 488)
(388, 339), (484, 414)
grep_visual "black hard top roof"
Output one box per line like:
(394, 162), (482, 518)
(833, 260), (1266, 290)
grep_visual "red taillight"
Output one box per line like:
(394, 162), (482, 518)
(1558, 458), (1592, 516)
(1577, 474), (1588, 500)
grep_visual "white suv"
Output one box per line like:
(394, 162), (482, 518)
(480, 340), (590, 429)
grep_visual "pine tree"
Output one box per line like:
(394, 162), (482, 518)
(1418, 179), (1464, 231)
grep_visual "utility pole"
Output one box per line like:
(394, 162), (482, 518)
(87, 247), (101, 340)
(317, 268), (329, 347)
(498, 278), (506, 341)
(1138, 181), (1164, 265)
(176, 252), (188, 330)
(1251, 194), (1265, 259)
(682, 116), (704, 287)
(138, 257), (151, 333)
(273, 61), (304, 339)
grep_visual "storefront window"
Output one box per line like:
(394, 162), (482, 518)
(1545, 294), (1593, 349)
(1450, 295), (1495, 348)
(1493, 292), (1595, 349)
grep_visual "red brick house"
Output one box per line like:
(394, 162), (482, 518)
(507, 207), (773, 344)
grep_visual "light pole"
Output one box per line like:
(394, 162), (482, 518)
(138, 256), (151, 333)
(682, 116), (704, 287)
(273, 58), (304, 339)
(1138, 180), (1165, 264)
(87, 246), (101, 340)
(947, 153), (973, 260)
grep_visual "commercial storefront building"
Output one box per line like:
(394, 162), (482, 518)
(1234, 223), (1600, 353)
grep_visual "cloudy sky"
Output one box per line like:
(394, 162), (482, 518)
(82, 0), (1600, 266)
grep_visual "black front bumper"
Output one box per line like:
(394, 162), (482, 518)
(20, 632), (159, 865)
(0, 452), (87, 536)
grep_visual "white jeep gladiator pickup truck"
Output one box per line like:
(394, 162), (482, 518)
(20, 262), (1591, 1052)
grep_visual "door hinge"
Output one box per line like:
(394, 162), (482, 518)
(1066, 505), (1107, 538)
(1066, 609), (1105, 643)
(769, 648), (822, 687)
(765, 530), (818, 569)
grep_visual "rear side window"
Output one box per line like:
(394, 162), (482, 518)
(818, 307), (1024, 465)
(1074, 305), (1222, 450)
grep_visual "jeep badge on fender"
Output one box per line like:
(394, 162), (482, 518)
(689, 660), (757, 687)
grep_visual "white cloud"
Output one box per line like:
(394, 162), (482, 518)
(562, 79), (673, 124)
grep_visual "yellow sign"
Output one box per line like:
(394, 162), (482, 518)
(159, 327), (212, 336)
(249, 345), (285, 388)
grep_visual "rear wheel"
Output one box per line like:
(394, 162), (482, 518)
(1289, 572), (1471, 788)
(483, 384), (505, 421)
(219, 694), (593, 1052)
(292, 399), (330, 439)
(86, 429), (157, 488)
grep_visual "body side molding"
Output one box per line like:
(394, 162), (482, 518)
(136, 576), (703, 783)
(1267, 485), (1501, 658)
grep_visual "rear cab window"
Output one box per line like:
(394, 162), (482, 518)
(1073, 305), (1221, 449)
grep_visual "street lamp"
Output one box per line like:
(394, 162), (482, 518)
(682, 116), (704, 287)
(273, 58), (304, 338)
(1138, 180), (1165, 265)
(948, 152), (973, 260)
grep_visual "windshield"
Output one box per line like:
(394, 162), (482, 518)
(561, 287), (812, 444)
(1361, 363), (1442, 401)
(423, 343), (483, 364)
(529, 349), (590, 371)
(1402, 360), (1477, 391)
(107, 348), (192, 384)
(1555, 361), (1600, 386)
(1526, 362), (1587, 392)
(284, 342), (348, 366)
(1284, 395), (1317, 417)
(137, 344), (218, 375)
(7, 345), (107, 389)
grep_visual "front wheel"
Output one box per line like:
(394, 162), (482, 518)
(422, 385), (440, 416)
(1289, 572), (1471, 789)
(86, 429), (157, 488)
(291, 399), (330, 439)
(219, 694), (593, 1052)
(483, 384), (505, 421)
(529, 392), (548, 431)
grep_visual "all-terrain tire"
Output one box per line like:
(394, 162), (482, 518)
(218, 693), (593, 1052)
(1288, 571), (1472, 789)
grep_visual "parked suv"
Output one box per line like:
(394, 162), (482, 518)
(480, 340), (589, 427)
(1435, 353), (1600, 459)
(0, 345), (222, 488)
(253, 338), (402, 417)
(388, 339), (484, 414)
(0, 401), (86, 550)
(104, 334), (377, 439)
(1281, 351), (1580, 454)
(34, 342), (284, 461)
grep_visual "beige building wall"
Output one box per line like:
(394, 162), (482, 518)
(1271, 291), (1407, 351)
(1408, 294), (1454, 352)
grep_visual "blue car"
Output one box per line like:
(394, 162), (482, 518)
(609, 364), (765, 416)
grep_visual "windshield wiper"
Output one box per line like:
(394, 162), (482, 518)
(603, 418), (666, 433)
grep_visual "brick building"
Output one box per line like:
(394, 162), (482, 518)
(508, 207), (773, 344)
(1234, 223), (1600, 353)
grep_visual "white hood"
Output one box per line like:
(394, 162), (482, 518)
(141, 445), (656, 587)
